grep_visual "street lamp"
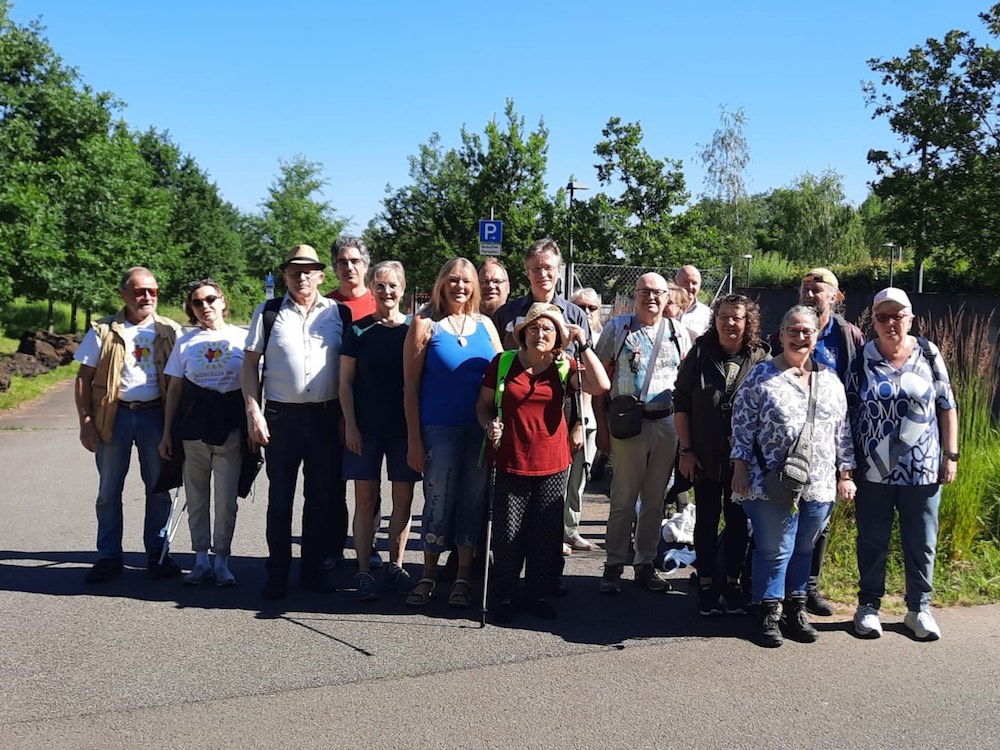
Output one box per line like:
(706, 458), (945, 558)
(742, 254), (753, 287)
(567, 178), (589, 295)
(882, 241), (898, 287)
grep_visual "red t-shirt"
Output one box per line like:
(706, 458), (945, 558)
(483, 353), (577, 476)
(326, 288), (376, 319)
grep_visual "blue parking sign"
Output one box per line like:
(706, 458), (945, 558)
(479, 220), (503, 244)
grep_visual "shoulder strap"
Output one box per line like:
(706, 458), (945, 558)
(612, 315), (635, 366)
(261, 297), (283, 353)
(638, 317), (667, 402)
(915, 336), (940, 385)
(494, 351), (517, 416)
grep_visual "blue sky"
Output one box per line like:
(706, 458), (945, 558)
(10, 1), (994, 233)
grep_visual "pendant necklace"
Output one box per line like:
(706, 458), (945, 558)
(447, 313), (469, 346)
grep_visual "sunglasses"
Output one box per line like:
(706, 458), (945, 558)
(580, 304), (600, 312)
(875, 312), (908, 324)
(191, 296), (220, 308)
(134, 288), (158, 299)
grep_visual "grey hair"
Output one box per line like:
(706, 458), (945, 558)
(781, 304), (820, 330)
(524, 237), (562, 263)
(366, 260), (406, 292)
(119, 267), (154, 289)
(331, 236), (371, 266)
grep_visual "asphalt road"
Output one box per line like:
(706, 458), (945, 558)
(2, 381), (998, 749)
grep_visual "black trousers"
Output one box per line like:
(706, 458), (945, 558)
(490, 468), (569, 604)
(693, 473), (750, 584)
(263, 400), (344, 580)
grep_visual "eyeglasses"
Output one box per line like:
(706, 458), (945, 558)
(636, 288), (667, 299)
(526, 324), (557, 336)
(783, 327), (817, 338)
(191, 296), (220, 308)
(373, 282), (400, 293)
(134, 288), (158, 299)
(481, 278), (508, 288)
(527, 264), (559, 277)
(875, 312), (908, 324)
(718, 315), (746, 324)
(580, 304), (600, 312)
(286, 268), (322, 279)
(335, 258), (364, 268)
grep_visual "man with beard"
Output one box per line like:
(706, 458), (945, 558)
(774, 267), (863, 616)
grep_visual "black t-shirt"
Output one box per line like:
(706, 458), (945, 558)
(340, 314), (411, 438)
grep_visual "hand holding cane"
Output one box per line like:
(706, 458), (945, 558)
(480, 421), (501, 628)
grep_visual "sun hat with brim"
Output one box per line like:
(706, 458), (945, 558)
(512, 303), (570, 349)
(872, 287), (912, 312)
(802, 267), (845, 301)
(280, 244), (326, 270)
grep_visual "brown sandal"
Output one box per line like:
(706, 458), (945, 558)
(448, 578), (472, 609)
(405, 577), (436, 607)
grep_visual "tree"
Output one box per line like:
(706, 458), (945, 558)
(757, 171), (868, 264)
(367, 100), (556, 294)
(865, 4), (1000, 288)
(698, 105), (756, 260)
(242, 155), (346, 285)
(584, 117), (711, 267)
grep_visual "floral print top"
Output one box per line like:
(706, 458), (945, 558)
(845, 338), (956, 485)
(730, 360), (855, 503)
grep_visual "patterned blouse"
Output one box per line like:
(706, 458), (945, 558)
(730, 360), (855, 503)
(845, 338), (956, 485)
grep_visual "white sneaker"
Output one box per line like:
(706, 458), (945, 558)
(904, 610), (941, 641)
(854, 604), (883, 638)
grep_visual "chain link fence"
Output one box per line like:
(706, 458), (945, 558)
(572, 264), (734, 320)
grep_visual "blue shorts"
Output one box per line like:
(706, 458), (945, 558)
(343, 433), (421, 483)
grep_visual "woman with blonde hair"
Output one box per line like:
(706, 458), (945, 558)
(403, 257), (503, 609)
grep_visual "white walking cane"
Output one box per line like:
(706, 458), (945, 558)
(158, 486), (187, 565)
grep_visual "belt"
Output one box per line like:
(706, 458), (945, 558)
(643, 407), (673, 420)
(119, 399), (163, 411)
(267, 399), (338, 410)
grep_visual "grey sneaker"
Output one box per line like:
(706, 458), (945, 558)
(635, 563), (670, 593)
(355, 571), (378, 602)
(904, 609), (941, 641)
(599, 563), (623, 595)
(854, 604), (883, 638)
(183, 563), (215, 586)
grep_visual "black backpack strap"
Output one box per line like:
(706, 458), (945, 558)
(260, 297), (284, 384)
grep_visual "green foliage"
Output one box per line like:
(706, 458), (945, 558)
(745, 251), (795, 287)
(367, 100), (555, 294)
(865, 4), (1000, 288)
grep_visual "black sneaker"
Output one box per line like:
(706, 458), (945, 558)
(386, 563), (413, 594)
(85, 558), (123, 584)
(635, 563), (670, 593)
(781, 597), (819, 643)
(524, 598), (558, 620)
(300, 571), (337, 594)
(806, 587), (835, 616)
(698, 586), (722, 616)
(148, 554), (182, 580)
(262, 575), (288, 600)
(721, 582), (748, 615)
(492, 599), (518, 624)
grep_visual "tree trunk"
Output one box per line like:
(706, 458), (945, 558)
(85, 308), (93, 329)
(46, 299), (55, 334)
(70, 301), (78, 335)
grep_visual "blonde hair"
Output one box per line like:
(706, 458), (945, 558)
(429, 257), (480, 317)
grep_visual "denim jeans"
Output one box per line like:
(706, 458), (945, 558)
(420, 423), (488, 553)
(855, 479), (940, 612)
(742, 498), (833, 603)
(94, 406), (171, 559)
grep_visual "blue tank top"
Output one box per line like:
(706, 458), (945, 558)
(420, 317), (494, 426)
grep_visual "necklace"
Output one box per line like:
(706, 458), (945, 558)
(446, 313), (469, 346)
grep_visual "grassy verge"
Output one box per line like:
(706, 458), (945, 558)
(0, 361), (79, 413)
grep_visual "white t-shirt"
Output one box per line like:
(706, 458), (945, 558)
(74, 318), (161, 402)
(679, 300), (712, 336)
(164, 324), (247, 393)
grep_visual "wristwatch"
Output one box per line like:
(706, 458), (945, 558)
(679, 446), (693, 456)
(944, 451), (960, 462)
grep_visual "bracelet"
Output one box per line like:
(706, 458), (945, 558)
(578, 340), (591, 353)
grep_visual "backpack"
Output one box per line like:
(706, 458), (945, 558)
(493, 350), (572, 422)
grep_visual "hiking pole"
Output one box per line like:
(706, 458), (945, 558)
(158, 486), (187, 565)
(574, 347), (591, 479)
(480, 423), (501, 628)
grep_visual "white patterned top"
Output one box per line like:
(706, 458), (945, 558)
(730, 360), (855, 503)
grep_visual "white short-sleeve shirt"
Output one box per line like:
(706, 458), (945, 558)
(164, 323), (246, 394)
(74, 318), (161, 402)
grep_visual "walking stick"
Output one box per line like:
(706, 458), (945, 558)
(574, 347), (591, 480)
(480, 456), (498, 628)
(158, 486), (187, 565)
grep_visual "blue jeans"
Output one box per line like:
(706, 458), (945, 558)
(855, 479), (940, 612)
(742, 499), (833, 603)
(94, 406), (171, 559)
(420, 424), (488, 553)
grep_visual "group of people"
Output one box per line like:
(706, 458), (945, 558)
(73, 246), (958, 643)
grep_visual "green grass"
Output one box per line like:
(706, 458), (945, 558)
(0, 361), (79, 413)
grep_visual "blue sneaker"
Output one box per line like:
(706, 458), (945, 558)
(355, 571), (378, 602)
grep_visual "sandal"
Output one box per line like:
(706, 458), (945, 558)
(448, 578), (472, 609)
(405, 577), (436, 607)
